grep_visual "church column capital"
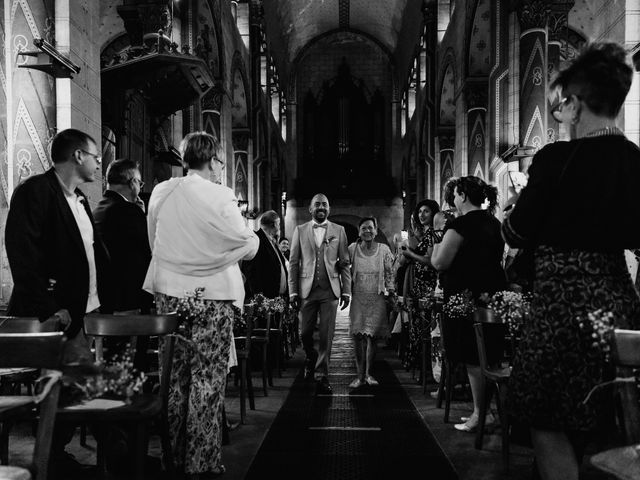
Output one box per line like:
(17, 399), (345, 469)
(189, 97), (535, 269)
(463, 81), (488, 111)
(515, 0), (551, 31)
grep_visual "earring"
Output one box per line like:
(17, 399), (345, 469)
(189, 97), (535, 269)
(571, 115), (579, 125)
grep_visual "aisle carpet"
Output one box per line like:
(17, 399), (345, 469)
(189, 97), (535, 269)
(245, 314), (458, 480)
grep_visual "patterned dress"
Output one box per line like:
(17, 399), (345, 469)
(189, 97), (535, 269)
(405, 230), (438, 370)
(508, 247), (640, 431)
(349, 242), (394, 338)
(156, 293), (232, 474)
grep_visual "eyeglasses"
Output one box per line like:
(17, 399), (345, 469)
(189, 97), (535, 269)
(551, 97), (569, 121)
(551, 94), (580, 122)
(80, 149), (102, 165)
(131, 178), (145, 188)
(212, 157), (225, 168)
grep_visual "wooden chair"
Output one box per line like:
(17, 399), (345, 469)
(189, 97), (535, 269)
(0, 332), (65, 480)
(473, 308), (511, 471)
(233, 305), (255, 425)
(590, 329), (640, 479)
(56, 313), (178, 480)
(436, 310), (466, 423)
(251, 311), (273, 395)
(611, 329), (640, 443)
(0, 318), (59, 396)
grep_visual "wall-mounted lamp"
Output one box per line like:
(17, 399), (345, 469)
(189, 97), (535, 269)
(500, 144), (537, 163)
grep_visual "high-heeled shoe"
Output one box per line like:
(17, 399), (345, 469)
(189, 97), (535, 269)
(455, 413), (495, 432)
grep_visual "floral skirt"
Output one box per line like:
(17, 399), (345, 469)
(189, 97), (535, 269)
(156, 293), (232, 474)
(508, 246), (640, 432)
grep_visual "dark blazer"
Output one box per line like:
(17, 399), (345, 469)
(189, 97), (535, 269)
(93, 190), (152, 312)
(5, 168), (112, 337)
(242, 228), (288, 299)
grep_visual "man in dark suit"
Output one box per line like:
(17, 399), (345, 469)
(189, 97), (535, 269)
(242, 210), (288, 299)
(93, 158), (152, 313)
(288, 193), (351, 395)
(5, 128), (112, 475)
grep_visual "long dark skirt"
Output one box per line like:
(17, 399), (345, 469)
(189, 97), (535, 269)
(508, 246), (640, 432)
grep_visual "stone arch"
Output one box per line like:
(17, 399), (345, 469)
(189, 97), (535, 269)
(231, 51), (250, 200)
(197, 0), (225, 84)
(466, 0), (491, 77)
(438, 56), (456, 126)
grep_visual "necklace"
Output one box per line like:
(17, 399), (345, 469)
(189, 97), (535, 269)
(584, 126), (625, 138)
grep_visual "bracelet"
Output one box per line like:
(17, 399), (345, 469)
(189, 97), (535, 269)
(432, 231), (444, 243)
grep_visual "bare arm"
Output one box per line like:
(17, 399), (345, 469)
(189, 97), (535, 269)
(431, 229), (464, 271)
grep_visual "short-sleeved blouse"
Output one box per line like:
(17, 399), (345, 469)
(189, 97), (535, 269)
(440, 210), (506, 299)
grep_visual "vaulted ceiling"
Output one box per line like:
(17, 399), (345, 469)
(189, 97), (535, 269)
(263, 0), (424, 84)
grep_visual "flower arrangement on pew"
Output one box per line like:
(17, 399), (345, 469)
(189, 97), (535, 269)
(442, 290), (475, 320)
(61, 354), (145, 406)
(485, 290), (531, 337)
(247, 293), (286, 316)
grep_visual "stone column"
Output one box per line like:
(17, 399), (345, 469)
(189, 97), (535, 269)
(232, 129), (250, 203)
(464, 82), (488, 179)
(423, 0), (437, 200)
(6, 0), (57, 193)
(437, 130), (454, 208)
(547, 2), (573, 143)
(517, 0), (550, 172)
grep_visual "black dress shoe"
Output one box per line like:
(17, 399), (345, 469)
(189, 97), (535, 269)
(316, 377), (332, 395)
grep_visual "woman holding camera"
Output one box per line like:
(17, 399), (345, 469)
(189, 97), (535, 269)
(504, 42), (640, 480)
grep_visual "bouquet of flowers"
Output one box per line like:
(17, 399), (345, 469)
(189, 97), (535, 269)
(176, 287), (208, 330)
(486, 290), (531, 337)
(443, 291), (475, 320)
(578, 309), (614, 364)
(61, 354), (145, 406)
(247, 293), (286, 315)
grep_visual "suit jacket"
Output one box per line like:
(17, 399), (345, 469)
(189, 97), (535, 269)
(241, 228), (288, 299)
(5, 168), (112, 337)
(288, 220), (351, 299)
(93, 190), (152, 312)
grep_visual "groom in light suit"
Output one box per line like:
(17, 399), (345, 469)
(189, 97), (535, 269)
(289, 193), (351, 395)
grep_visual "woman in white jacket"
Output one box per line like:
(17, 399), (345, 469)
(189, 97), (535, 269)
(144, 131), (259, 478)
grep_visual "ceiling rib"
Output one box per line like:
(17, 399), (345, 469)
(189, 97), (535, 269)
(339, 0), (350, 28)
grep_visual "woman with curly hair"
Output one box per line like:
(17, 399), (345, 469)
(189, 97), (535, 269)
(504, 42), (640, 480)
(431, 176), (506, 432)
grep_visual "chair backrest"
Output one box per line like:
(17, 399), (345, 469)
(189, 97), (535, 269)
(84, 313), (178, 364)
(612, 329), (640, 443)
(473, 315), (509, 374)
(84, 313), (178, 336)
(235, 305), (254, 353)
(0, 316), (60, 333)
(0, 332), (65, 369)
(0, 332), (65, 480)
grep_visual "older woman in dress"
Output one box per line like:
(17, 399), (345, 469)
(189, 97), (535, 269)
(144, 131), (259, 478)
(348, 217), (395, 388)
(504, 42), (640, 480)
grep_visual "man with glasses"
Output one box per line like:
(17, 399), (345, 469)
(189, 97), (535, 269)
(93, 158), (152, 317)
(5, 128), (112, 476)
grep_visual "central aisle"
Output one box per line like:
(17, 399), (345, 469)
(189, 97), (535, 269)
(245, 307), (458, 479)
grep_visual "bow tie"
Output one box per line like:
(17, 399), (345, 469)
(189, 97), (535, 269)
(313, 223), (327, 229)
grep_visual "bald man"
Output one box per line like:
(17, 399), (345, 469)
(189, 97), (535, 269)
(288, 193), (351, 395)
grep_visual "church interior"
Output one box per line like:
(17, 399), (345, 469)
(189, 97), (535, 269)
(1, 1), (640, 479)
